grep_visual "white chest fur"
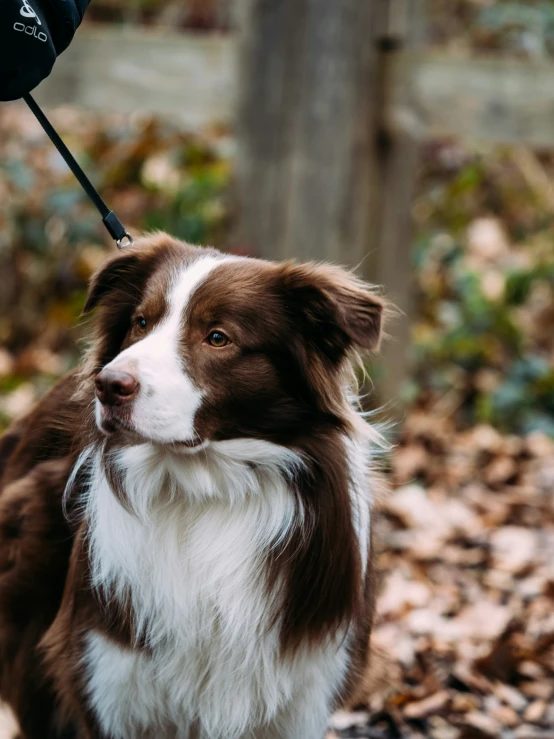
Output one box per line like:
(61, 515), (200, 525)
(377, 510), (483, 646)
(78, 438), (369, 739)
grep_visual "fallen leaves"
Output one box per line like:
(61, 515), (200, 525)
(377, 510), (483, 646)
(337, 423), (554, 738)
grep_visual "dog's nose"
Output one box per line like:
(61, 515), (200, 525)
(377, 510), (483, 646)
(95, 369), (139, 406)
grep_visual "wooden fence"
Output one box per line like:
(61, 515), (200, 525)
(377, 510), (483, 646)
(31, 6), (554, 405)
(35, 27), (554, 147)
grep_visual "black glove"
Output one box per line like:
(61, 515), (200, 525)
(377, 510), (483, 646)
(0, 0), (91, 102)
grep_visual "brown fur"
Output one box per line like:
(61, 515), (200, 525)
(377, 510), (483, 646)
(0, 233), (385, 737)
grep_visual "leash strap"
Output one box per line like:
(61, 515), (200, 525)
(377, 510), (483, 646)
(23, 93), (133, 248)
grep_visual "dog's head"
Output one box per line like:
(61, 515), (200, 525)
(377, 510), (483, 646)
(83, 233), (384, 450)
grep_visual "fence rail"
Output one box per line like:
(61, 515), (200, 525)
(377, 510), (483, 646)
(389, 52), (554, 149)
(35, 27), (237, 129)
(34, 26), (554, 148)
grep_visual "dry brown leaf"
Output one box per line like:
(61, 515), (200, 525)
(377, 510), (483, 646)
(378, 572), (432, 617)
(490, 527), (537, 575)
(458, 710), (501, 737)
(492, 682), (528, 712)
(403, 691), (451, 719)
(454, 601), (512, 642)
(489, 703), (520, 728)
(523, 700), (547, 724)
(484, 456), (519, 486)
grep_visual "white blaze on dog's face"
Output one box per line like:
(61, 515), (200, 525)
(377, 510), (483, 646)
(94, 255), (232, 448)
(85, 234), (384, 451)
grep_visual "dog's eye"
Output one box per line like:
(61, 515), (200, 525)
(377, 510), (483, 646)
(135, 315), (147, 332)
(206, 330), (230, 348)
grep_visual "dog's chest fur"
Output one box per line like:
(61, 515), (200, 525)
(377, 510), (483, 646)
(81, 439), (357, 739)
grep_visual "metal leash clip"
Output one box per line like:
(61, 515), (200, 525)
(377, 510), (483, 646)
(117, 233), (134, 249)
(102, 211), (134, 249)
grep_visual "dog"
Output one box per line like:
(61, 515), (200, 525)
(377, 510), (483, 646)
(0, 232), (386, 739)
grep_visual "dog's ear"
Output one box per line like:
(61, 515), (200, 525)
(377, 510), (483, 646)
(82, 249), (157, 371)
(83, 233), (194, 314)
(280, 262), (385, 362)
(82, 250), (144, 314)
(81, 234), (190, 371)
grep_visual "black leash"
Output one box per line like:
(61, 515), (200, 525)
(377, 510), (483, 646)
(23, 93), (133, 249)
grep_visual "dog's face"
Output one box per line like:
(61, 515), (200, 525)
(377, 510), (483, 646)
(84, 234), (384, 450)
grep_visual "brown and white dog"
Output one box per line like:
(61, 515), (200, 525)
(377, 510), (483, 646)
(0, 233), (386, 739)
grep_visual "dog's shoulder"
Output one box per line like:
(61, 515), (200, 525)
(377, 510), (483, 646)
(0, 369), (87, 487)
(0, 452), (75, 731)
(0, 369), (85, 587)
(0, 369), (87, 731)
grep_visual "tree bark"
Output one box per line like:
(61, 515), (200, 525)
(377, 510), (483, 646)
(235, 0), (424, 408)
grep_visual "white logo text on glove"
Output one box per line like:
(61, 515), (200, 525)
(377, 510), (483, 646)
(20, 0), (42, 24)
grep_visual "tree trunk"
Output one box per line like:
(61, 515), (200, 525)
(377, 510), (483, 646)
(235, 0), (380, 266)
(235, 0), (424, 409)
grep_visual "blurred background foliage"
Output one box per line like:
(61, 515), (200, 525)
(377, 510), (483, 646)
(429, 0), (554, 57)
(0, 0), (553, 440)
(1, 3), (553, 736)
(408, 142), (554, 438)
